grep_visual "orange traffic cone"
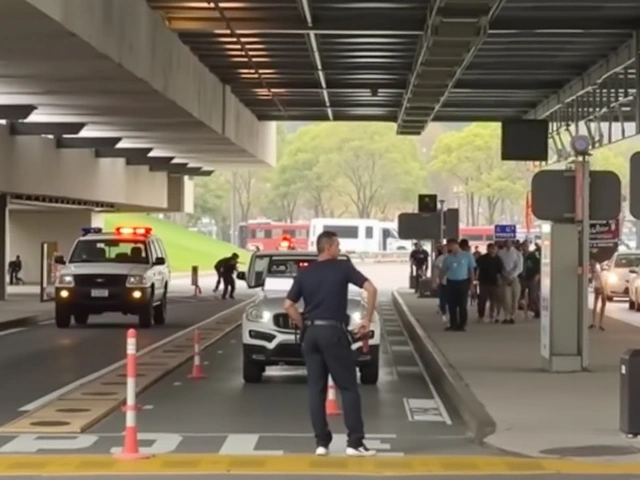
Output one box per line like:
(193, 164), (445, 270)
(325, 375), (342, 416)
(188, 329), (207, 379)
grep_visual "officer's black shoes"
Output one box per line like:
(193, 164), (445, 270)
(315, 446), (329, 456)
(346, 444), (377, 457)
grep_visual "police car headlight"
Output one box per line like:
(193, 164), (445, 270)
(126, 275), (150, 287)
(56, 275), (74, 287)
(246, 307), (271, 323)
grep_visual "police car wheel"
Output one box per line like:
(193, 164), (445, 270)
(607, 295), (614, 303)
(153, 289), (167, 325)
(243, 360), (263, 383)
(359, 363), (379, 385)
(629, 298), (636, 310)
(74, 313), (89, 325)
(55, 306), (72, 329)
(138, 302), (153, 329)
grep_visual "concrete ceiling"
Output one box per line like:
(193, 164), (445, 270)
(0, 0), (265, 169)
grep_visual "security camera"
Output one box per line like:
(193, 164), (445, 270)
(570, 134), (591, 156)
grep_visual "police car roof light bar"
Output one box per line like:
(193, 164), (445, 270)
(81, 227), (103, 236)
(115, 226), (152, 236)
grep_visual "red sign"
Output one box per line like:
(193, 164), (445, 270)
(589, 219), (619, 247)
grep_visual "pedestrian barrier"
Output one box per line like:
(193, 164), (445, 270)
(325, 376), (342, 416)
(351, 252), (409, 263)
(114, 329), (150, 460)
(188, 329), (207, 380)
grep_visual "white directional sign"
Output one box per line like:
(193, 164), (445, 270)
(494, 224), (517, 240)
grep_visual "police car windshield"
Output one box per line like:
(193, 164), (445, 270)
(613, 254), (640, 269)
(69, 239), (149, 264)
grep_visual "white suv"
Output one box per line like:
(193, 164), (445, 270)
(237, 251), (381, 385)
(54, 226), (171, 328)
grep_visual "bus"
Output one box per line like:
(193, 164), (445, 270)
(309, 218), (410, 253)
(459, 225), (539, 251)
(238, 220), (309, 251)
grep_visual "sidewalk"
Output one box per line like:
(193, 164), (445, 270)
(0, 294), (52, 326)
(392, 289), (640, 463)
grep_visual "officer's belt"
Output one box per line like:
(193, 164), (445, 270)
(303, 319), (342, 327)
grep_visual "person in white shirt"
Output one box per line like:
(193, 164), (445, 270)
(497, 240), (523, 324)
(433, 246), (448, 323)
(589, 259), (607, 331)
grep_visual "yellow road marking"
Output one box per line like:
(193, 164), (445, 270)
(0, 454), (636, 475)
(0, 301), (251, 434)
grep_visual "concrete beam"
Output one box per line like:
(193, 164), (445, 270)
(56, 136), (122, 149)
(0, 105), (36, 121)
(526, 34), (639, 119)
(188, 169), (215, 177)
(9, 122), (85, 136)
(126, 156), (174, 167)
(94, 147), (152, 158)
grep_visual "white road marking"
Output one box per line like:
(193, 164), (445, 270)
(403, 398), (446, 422)
(390, 345), (412, 352)
(173, 382), (182, 386)
(17, 300), (252, 412)
(0, 328), (26, 337)
(38, 320), (54, 325)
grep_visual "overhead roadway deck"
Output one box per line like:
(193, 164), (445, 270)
(151, 0), (640, 140)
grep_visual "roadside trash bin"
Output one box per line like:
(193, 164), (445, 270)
(620, 349), (640, 437)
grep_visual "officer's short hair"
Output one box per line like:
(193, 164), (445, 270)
(446, 238), (458, 246)
(317, 231), (338, 254)
(231, 253), (239, 258)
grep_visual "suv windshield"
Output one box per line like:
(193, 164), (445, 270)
(69, 239), (149, 264)
(613, 254), (640, 269)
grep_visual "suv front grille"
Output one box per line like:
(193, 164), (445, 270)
(74, 274), (128, 288)
(273, 313), (296, 331)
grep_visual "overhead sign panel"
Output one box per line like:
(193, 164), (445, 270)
(629, 153), (640, 219)
(531, 170), (621, 222)
(398, 209), (459, 240)
(418, 194), (438, 214)
(494, 224), (517, 240)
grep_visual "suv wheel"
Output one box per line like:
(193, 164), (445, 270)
(74, 313), (89, 325)
(55, 305), (72, 329)
(138, 300), (153, 329)
(359, 363), (379, 385)
(243, 359), (263, 383)
(153, 288), (167, 325)
(630, 297), (636, 310)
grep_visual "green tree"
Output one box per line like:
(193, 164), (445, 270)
(285, 122), (424, 218)
(428, 123), (529, 225)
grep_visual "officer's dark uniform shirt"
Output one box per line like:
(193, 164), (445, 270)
(219, 257), (237, 275)
(286, 259), (369, 326)
(410, 249), (429, 267)
(524, 251), (541, 281)
(214, 258), (225, 271)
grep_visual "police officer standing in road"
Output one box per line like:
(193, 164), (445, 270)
(440, 238), (476, 332)
(283, 231), (378, 457)
(409, 242), (429, 292)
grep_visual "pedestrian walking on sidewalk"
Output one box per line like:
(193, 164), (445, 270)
(475, 243), (503, 323)
(283, 230), (378, 457)
(497, 240), (523, 324)
(440, 238), (476, 332)
(589, 259), (607, 331)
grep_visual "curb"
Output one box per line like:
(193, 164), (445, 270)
(0, 312), (53, 330)
(391, 289), (496, 443)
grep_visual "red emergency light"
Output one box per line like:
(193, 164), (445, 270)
(115, 226), (152, 236)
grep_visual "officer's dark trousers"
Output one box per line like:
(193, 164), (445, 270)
(302, 324), (365, 449)
(214, 271), (222, 291)
(447, 279), (469, 330)
(221, 275), (235, 298)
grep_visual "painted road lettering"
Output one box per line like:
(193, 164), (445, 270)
(0, 433), (403, 455)
(403, 398), (446, 422)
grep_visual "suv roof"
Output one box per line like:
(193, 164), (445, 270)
(78, 232), (158, 242)
(254, 251), (349, 260)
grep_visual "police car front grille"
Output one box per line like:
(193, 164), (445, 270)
(273, 313), (295, 330)
(74, 274), (128, 288)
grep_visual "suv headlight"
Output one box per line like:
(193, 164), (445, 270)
(246, 307), (271, 323)
(56, 275), (74, 287)
(127, 275), (150, 287)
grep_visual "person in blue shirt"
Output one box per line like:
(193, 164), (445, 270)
(439, 238), (476, 331)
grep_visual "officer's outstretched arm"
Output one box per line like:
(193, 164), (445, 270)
(362, 280), (377, 325)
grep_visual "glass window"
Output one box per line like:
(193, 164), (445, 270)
(485, 234), (494, 241)
(284, 229), (296, 237)
(465, 234), (484, 241)
(325, 225), (359, 238)
(69, 239), (149, 264)
(614, 255), (640, 268)
(296, 229), (308, 238)
(271, 228), (283, 237)
(365, 226), (373, 239)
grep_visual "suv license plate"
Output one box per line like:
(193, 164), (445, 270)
(91, 289), (109, 298)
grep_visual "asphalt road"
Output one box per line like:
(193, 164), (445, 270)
(0, 283), (247, 426)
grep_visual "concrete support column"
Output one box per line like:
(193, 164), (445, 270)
(540, 222), (585, 372)
(0, 194), (7, 301)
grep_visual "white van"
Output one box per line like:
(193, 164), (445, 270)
(309, 218), (409, 253)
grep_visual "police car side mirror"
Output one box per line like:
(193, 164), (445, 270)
(630, 268), (638, 275)
(153, 257), (166, 266)
(237, 271), (246, 281)
(54, 255), (66, 266)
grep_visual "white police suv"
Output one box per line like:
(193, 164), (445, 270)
(237, 251), (380, 384)
(54, 226), (170, 329)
